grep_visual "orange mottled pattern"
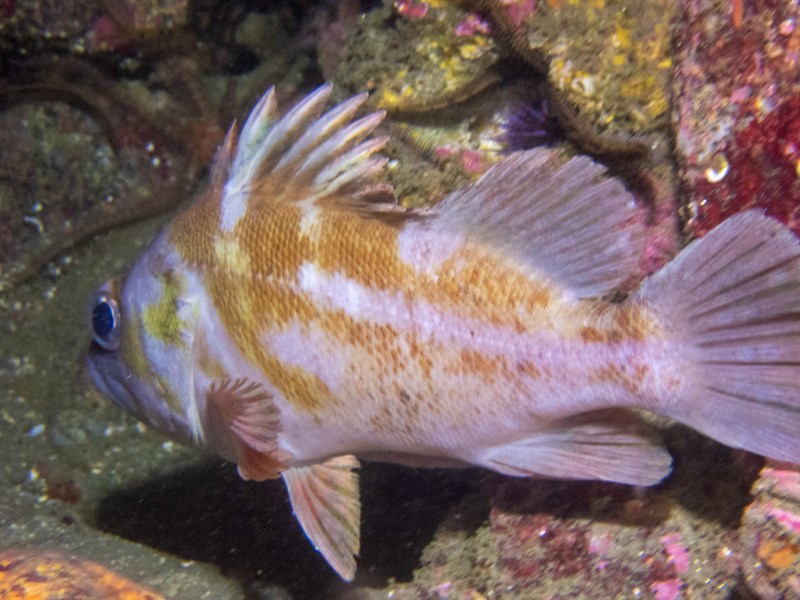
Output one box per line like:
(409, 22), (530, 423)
(0, 548), (165, 600)
(168, 185), (661, 426)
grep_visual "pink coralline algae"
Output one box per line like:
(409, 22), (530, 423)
(460, 149), (489, 175)
(660, 532), (690, 574)
(395, 0), (429, 20)
(434, 145), (493, 177)
(767, 506), (800, 537)
(651, 578), (684, 600)
(87, 0), (188, 52)
(741, 462), (800, 599)
(454, 13), (491, 37)
(473, 435), (771, 599)
(673, 0), (800, 238)
(500, 0), (537, 29)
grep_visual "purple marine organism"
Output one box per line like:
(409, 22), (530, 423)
(87, 84), (800, 581)
(503, 93), (562, 152)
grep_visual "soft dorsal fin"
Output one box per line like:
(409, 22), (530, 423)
(435, 148), (646, 298)
(217, 84), (399, 232)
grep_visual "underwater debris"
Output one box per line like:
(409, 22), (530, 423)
(34, 461), (83, 504)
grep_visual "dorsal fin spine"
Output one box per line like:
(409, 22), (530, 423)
(246, 84), (333, 183)
(299, 111), (387, 182)
(229, 86), (278, 186)
(274, 92), (370, 176)
(216, 83), (395, 231)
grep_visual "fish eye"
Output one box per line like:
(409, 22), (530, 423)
(91, 294), (121, 351)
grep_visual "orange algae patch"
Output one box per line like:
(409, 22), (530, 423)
(0, 548), (165, 600)
(732, 0), (743, 28)
(757, 539), (800, 570)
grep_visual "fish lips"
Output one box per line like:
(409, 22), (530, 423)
(87, 343), (141, 415)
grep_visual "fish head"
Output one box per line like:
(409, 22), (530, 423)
(87, 231), (204, 448)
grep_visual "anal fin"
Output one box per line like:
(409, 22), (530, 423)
(478, 409), (672, 486)
(282, 455), (361, 581)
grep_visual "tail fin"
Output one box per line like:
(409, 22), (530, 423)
(635, 210), (800, 463)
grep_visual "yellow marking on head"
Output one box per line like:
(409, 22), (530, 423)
(117, 292), (183, 415)
(120, 307), (153, 383)
(142, 271), (185, 348)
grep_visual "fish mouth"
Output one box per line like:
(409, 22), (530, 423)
(87, 343), (138, 414)
(87, 343), (180, 437)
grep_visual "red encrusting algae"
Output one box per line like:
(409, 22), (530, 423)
(674, 0), (800, 239)
(691, 97), (800, 236)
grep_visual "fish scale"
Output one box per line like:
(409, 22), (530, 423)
(87, 83), (800, 582)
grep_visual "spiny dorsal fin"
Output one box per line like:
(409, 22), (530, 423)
(208, 122), (238, 192)
(219, 84), (400, 231)
(434, 148), (646, 298)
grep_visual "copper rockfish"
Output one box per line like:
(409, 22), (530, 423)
(88, 84), (800, 580)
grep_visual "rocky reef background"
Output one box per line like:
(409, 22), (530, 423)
(0, 1), (798, 598)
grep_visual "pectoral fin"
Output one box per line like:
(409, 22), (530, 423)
(478, 409), (672, 486)
(205, 378), (289, 480)
(282, 455), (361, 581)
